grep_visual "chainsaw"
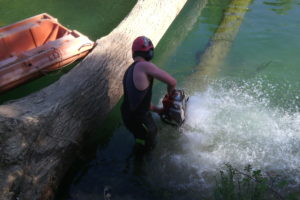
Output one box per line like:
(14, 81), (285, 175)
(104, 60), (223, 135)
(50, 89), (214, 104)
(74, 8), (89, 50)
(160, 89), (188, 127)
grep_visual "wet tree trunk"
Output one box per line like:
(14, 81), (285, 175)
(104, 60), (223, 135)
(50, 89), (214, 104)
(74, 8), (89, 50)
(0, 0), (187, 199)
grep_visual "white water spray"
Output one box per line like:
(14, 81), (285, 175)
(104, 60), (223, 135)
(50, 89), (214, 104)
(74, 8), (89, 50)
(148, 78), (300, 194)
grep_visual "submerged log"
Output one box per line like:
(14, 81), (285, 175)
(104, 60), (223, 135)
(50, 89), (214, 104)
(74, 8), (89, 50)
(0, 0), (187, 199)
(188, 0), (253, 91)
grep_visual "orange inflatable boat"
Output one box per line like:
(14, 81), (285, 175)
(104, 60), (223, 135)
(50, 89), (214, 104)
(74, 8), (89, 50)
(0, 13), (95, 93)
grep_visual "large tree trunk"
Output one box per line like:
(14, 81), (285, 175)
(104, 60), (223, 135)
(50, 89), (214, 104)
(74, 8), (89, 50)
(0, 0), (187, 199)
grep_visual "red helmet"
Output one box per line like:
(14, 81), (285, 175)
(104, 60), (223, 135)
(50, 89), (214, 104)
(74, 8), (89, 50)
(132, 36), (154, 52)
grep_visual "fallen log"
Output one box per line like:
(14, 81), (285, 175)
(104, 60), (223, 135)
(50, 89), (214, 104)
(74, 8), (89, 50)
(187, 0), (253, 91)
(0, 0), (187, 199)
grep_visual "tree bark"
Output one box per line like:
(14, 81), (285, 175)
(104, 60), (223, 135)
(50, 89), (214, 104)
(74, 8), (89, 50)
(0, 0), (187, 199)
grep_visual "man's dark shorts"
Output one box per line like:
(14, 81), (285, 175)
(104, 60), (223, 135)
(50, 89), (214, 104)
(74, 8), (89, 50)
(122, 112), (158, 152)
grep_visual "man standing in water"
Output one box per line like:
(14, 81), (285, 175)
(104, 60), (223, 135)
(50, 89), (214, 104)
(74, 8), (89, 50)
(121, 36), (177, 152)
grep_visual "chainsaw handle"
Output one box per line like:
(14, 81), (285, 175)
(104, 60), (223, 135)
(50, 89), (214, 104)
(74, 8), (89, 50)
(150, 104), (163, 115)
(159, 113), (179, 127)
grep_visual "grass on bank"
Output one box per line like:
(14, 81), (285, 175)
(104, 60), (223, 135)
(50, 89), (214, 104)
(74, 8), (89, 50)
(214, 164), (300, 200)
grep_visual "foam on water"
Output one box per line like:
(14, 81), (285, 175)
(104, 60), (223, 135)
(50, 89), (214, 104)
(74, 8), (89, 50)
(147, 78), (300, 194)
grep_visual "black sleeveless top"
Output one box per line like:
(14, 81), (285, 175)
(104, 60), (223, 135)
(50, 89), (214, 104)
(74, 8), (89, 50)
(121, 62), (153, 119)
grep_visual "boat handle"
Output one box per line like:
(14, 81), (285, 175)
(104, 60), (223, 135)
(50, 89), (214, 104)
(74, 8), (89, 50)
(78, 43), (94, 51)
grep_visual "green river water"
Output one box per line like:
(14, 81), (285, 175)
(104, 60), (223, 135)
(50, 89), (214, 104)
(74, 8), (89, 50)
(1, 0), (300, 199)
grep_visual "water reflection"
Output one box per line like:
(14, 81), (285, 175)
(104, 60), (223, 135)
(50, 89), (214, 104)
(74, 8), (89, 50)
(264, 0), (299, 14)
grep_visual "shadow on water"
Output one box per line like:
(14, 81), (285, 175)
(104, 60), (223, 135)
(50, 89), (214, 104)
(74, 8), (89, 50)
(263, 0), (298, 14)
(154, 0), (209, 67)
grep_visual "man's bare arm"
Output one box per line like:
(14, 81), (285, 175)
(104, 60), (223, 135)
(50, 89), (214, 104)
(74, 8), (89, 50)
(144, 62), (176, 94)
